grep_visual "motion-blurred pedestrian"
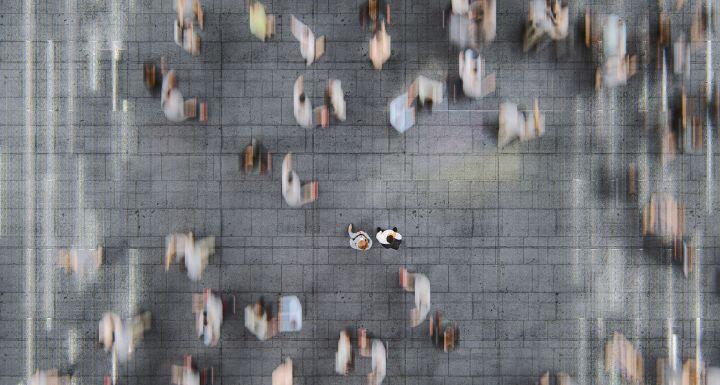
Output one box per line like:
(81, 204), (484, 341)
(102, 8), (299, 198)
(458, 49), (495, 98)
(498, 98), (545, 148)
(368, 340), (387, 385)
(194, 290), (223, 346)
(99, 311), (151, 362)
(291, 15), (325, 65)
(400, 267), (431, 327)
(160, 61), (207, 122)
(165, 232), (215, 282)
(249, 0), (275, 41)
(244, 297), (278, 340)
(335, 329), (353, 375)
(369, 21), (391, 69)
(282, 153), (318, 207)
(174, 0), (204, 55)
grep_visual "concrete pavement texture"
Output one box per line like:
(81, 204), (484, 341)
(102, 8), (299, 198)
(1, 0), (720, 385)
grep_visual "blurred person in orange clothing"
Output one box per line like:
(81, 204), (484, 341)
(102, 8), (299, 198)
(369, 21), (391, 69)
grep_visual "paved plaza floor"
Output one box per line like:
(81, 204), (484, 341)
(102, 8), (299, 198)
(2, 0), (720, 384)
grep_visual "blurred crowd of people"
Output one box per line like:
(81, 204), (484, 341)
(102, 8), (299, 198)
(334, 328), (387, 385)
(31, 0), (720, 383)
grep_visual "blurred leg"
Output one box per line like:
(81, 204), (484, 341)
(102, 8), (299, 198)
(301, 182), (319, 204)
(184, 97), (198, 119)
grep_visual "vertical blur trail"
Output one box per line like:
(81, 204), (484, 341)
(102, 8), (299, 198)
(24, 0), (36, 378)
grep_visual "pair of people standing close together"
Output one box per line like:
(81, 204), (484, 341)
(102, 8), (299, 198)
(348, 225), (403, 251)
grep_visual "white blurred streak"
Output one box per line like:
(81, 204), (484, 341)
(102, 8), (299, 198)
(707, 0), (714, 213)
(111, 348), (117, 385)
(706, 0), (713, 99)
(0, 150), (5, 235)
(43, 40), (56, 332)
(128, 249), (138, 315)
(66, 0), (77, 153)
(24, 0), (36, 360)
(88, 28), (99, 92)
(670, 331), (679, 371)
(112, 42), (121, 112)
(67, 329), (77, 365)
(696, 317), (703, 379)
(595, 318), (605, 385)
(707, 112), (713, 213)
(24, 0), (36, 377)
(578, 318), (587, 385)
(571, 97), (583, 284)
(661, 51), (668, 113)
(666, 262), (674, 334)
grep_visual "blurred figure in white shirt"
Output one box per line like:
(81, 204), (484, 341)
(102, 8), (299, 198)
(335, 329), (353, 375)
(291, 15), (325, 65)
(295, 77), (345, 128)
(523, 0), (568, 52)
(458, 49), (495, 98)
(389, 91), (416, 133)
(165, 232), (215, 282)
(160, 61), (207, 122)
(409, 76), (444, 109)
(244, 297), (277, 340)
(447, 0), (495, 48)
(368, 340), (387, 385)
(587, 13), (636, 89)
(328, 79), (346, 122)
(389, 75), (442, 133)
(498, 98), (545, 148)
(369, 21), (391, 69)
(194, 290), (224, 347)
(399, 267), (431, 327)
(277, 295), (303, 332)
(282, 153), (318, 207)
(98, 311), (151, 363)
(173, 0), (204, 55)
